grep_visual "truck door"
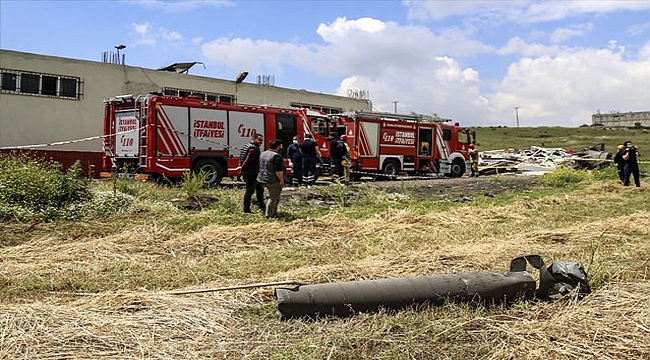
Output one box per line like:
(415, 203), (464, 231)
(275, 114), (296, 157)
(357, 120), (379, 170)
(417, 127), (434, 171)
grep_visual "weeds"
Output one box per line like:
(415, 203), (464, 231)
(538, 166), (593, 187)
(0, 155), (90, 221)
(181, 171), (208, 200)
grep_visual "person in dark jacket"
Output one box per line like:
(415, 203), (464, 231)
(299, 133), (321, 187)
(622, 141), (641, 187)
(613, 144), (626, 184)
(236, 133), (264, 213)
(286, 135), (302, 186)
(257, 139), (285, 218)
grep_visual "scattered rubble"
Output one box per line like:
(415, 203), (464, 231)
(479, 144), (610, 176)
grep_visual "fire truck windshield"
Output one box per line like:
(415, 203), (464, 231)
(310, 117), (330, 137)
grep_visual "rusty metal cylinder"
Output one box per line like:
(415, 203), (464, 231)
(275, 271), (535, 319)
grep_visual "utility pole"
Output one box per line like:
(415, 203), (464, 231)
(514, 106), (520, 128)
(392, 100), (399, 114)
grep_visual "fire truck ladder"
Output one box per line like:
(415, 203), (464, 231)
(338, 111), (449, 123)
(136, 94), (152, 168)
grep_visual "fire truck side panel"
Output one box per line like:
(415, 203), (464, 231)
(157, 105), (189, 156)
(229, 111), (266, 154)
(114, 110), (139, 158)
(190, 108), (228, 151)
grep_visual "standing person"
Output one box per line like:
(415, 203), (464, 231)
(286, 135), (302, 187)
(299, 133), (321, 188)
(341, 135), (352, 183)
(329, 134), (346, 182)
(613, 144), (626, 184)
(622, 141), (641, 187)
(468, 144), (479, 177)
(236, 133), (264, 213)
(257, 139), (285, 218)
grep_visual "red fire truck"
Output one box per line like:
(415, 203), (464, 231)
(101, 94), (330, 185)
(330, 111), (475, 178)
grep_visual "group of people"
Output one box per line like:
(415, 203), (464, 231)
(286, 134), (321, 188)
(614, 141), (641, 187)
(237, 132), (350, 218)
(236, 134), (286, 218)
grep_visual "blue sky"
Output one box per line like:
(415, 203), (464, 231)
(1, 0), (649, 127)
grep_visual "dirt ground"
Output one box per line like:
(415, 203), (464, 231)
(277, 174), (539, 204)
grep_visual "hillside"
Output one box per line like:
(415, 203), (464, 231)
(474, 126), (649, 155)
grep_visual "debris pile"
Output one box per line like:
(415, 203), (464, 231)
(479, 144), (610, 176)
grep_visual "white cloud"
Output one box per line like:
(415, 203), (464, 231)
(488, 45), (650, 126)
(128, 0), (233, 13)
(129, 22), (185, 47)
(201, 17), (493, 77)
(497, 37), (562, 57)
(201, 38), (312, 73)
(550, 23), (594, 43)
(628, 22), (650, 36)
(200, 16), (648, 128)
(316, 17), (386, 42)
(130, 22), (156, 46)
(403, 0), (650, 24)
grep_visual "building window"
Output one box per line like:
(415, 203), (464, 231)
(290, 102), (343, 115)
(162, 87), (234, 104)
(20, 73), (40, 94)
(0, 69), (82, 100)
(60, 78), (77, 98)
(1, 72), (17, 91)
(41, 75), (58, 96)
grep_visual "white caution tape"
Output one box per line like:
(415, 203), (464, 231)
(0, 127), (143, 150)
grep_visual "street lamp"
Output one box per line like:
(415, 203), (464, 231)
(234, 72), (248, 103)
(514, 106), (520, 128)
(115, 44), (126, 65)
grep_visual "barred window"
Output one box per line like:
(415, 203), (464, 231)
(1, 72), (17, 91)
(290, 102), (342, 115)
(162, 87), (234, 104)
(0, 69), (82, 100)
(20, 73), (40, 94)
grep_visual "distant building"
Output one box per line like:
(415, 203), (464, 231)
(0, 49), (371, 174)
(592, 110), (650, 128)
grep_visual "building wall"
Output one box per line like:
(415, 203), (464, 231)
(0, 50), (371, 152)
(592, 111), (650, 127)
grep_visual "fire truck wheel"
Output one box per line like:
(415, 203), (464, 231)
(382, 159), (400, 178)
(193, 158), (224, 186)
(449, 158), (466, 178)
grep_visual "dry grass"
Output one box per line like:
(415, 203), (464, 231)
(1, 179), (649, 359)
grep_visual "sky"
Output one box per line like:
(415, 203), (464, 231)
(1, 0), (649, 127)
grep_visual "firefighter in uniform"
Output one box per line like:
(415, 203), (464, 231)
(257, 139), (285, 218)
(286, 135), (302, 186)
(236, 133), (265, 213)
(299, 133), (320, 187)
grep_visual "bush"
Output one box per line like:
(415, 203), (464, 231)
(0, 154), (90, 221)
(538, 167), (593, 187)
